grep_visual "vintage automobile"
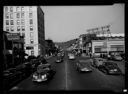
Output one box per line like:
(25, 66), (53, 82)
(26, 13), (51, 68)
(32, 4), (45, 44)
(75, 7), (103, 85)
(32, 64), (56, 82)
(113, 54), (123, 61)
(68, 53), (75, 60)
(56, 56), (63, 63)
(91, 58), (107, 68)
(76, 62), (93, 72)
(98, 61), (122, 75)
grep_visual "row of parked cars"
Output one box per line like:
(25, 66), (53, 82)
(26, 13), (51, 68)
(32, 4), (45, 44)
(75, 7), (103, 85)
(91, 58), (122, 75)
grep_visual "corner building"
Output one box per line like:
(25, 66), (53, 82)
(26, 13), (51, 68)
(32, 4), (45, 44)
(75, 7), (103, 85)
(3, 6), (45, 56)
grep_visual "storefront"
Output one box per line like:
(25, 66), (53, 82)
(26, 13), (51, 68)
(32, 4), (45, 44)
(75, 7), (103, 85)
(91, 39), (125, 56)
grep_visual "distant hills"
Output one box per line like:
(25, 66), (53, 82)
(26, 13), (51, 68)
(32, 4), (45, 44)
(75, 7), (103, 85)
(55, 38), (77, 50)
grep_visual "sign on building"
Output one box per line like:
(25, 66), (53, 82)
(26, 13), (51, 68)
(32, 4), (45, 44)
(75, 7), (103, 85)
(6, 33), (20, 40)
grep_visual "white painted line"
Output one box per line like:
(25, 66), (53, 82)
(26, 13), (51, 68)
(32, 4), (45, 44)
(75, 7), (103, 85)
(65, 60), (68, 90)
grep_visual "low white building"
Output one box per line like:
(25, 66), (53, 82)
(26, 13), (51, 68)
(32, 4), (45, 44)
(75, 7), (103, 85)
(91, 38), (125, 55)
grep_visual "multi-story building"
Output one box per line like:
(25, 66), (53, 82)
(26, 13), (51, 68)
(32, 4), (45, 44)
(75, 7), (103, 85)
(3, 6), (45, 56)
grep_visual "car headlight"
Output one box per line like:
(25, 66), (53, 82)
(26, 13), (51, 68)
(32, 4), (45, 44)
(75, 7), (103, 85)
(33, 75), (38, 79)
(42, 74), (47, 79)
(110, 69), (117, 72)
(81, 68), (88, 71)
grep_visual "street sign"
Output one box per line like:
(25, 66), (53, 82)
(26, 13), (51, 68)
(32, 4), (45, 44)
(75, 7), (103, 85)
(6, 33), (20, 40)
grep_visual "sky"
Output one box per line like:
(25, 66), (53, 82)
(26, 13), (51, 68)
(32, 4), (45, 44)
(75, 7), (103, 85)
(41, 4), (124, 42)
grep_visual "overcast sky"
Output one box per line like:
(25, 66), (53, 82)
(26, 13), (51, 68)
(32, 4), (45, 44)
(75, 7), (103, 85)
(41, 4), (124, 42)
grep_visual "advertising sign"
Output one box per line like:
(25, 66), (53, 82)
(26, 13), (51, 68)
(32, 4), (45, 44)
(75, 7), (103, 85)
(6, 33), (20, 40)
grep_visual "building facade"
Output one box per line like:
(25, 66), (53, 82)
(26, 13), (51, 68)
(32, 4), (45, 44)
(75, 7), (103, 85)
(3, 6), (45, 56)
(91, 37), (125, 56)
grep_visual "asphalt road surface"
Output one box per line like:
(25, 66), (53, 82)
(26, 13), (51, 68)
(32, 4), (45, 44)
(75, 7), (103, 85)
(9, 51), (125, 93)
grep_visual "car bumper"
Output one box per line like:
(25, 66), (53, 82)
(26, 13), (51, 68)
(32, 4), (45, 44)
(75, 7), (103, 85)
(108, 71), (121, 75)
(80, 69), (92, 72)
(32, 78), (47, 82)
(69, 57), (75, 59)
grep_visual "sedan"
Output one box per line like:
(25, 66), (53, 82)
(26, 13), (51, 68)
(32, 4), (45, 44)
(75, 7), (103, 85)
(91, 58), (106, 68)
(68, 53), (75, 60)
(56, 57), (63, 63)
(76, 62), (93, 72)
(32, 64), (56, 82)
(98, 61), (122, 75)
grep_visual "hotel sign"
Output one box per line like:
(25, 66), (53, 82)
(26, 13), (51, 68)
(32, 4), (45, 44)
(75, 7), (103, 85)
(6, 33), (20, 40)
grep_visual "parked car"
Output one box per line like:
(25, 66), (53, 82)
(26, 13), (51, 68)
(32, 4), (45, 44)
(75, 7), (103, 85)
(32, 64), (56, 82)
(3, 68), (22, 90)
(68, 53), (75, 60)
(98, 61), (122, 75)
(113, 54), (123, 61)
(75, 62), (92, 72)
(91, 58), (106, 68)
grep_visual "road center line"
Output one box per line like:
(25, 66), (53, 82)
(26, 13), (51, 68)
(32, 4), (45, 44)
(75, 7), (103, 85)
(65, 60), (68, 90)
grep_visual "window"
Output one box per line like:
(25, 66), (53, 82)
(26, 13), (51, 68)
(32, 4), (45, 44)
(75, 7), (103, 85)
(16, 7), (20, 11)
(29, 19), (33, 24)
(5, 13), (9, 19)
(29, 6), (32, 11)
(31, 50), (34, 56)
(10, 20), (14, 25)
(10, 26), (14, 31)
(17, 20), (20, 25)
(21, 12), (24, 18)
(29, 12), (32, 18)
(21, 19), (25, 25)
(30, 39), (34, 44)
(10, 6), (13, 12)
(17, 26), (20, 31)
(30, 32), (33, 38)
(6, 20), (9, 25)
(21, 7), (24, 11)
(10, 13), (13, 19)
(30, 26), (33, 31)
(5, 6), (8, 12)
(21, 26), (25, 31)
(6, 27), (9, 31)
(16, 13), (20, 18)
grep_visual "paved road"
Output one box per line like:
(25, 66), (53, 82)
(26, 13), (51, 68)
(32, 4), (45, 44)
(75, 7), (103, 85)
(9, 51), (125, 93)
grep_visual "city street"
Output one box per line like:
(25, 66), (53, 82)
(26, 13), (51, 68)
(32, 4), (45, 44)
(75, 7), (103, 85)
(9, 51), (125, 93)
